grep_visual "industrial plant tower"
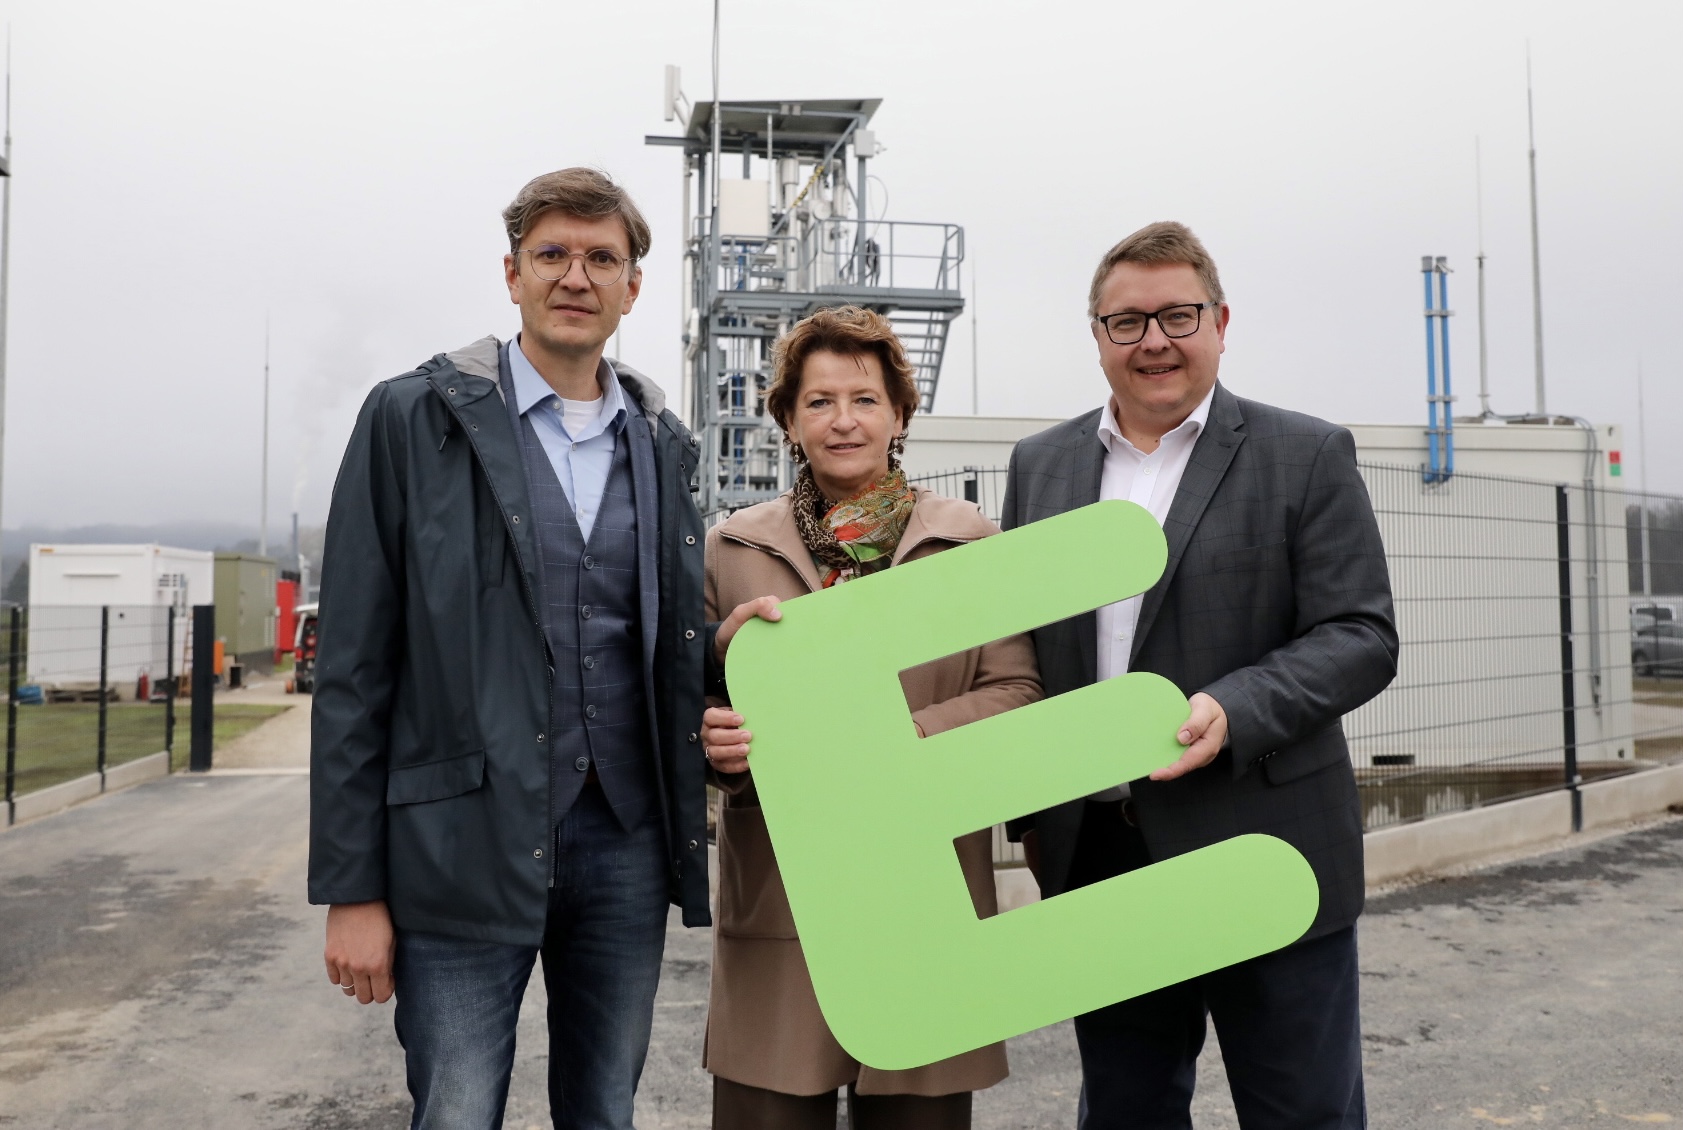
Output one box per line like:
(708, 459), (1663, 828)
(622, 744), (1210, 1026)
(647, 97), (965, 516)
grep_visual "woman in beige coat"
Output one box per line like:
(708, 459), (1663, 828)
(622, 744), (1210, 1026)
(701, 306), (1042, 1130)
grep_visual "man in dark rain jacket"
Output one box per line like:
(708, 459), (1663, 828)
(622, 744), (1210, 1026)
(308, 168), (710, 1130)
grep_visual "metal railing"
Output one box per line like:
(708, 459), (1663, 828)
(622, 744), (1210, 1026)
(712, 218), (964, 296)
(4, 603), (182, 822)
(906, 463), (1683, 853)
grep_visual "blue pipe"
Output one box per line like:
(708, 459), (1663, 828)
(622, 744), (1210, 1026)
(1423, 258), (1441, 482)
(1437, 263), (1455, 479)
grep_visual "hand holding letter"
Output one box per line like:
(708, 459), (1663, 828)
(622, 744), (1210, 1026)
(714, 596), (782, 663)
(1149, 692), (1228, 781)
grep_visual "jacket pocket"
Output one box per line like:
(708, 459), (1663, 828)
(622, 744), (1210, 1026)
(1213, 536), (1287, 573)
(1260, 726), (1349, 786)
(386, 749), (487, 805)
(717, 802), (798, 939)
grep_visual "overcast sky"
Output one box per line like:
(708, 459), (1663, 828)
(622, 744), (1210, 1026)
(1, 0), (1679, 534)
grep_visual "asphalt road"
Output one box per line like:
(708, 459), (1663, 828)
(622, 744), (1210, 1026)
(1, 769), (1678, 1128)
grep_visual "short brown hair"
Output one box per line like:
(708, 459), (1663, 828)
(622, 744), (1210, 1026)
(502, 168), (652, 260)
(1087, 221), (1224, 316)
(766, 306), (919, 434)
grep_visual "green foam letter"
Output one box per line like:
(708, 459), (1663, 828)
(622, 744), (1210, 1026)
(726, 500), (1319, 1069)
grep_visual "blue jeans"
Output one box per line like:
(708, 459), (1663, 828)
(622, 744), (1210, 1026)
(393, 783), (670, 1130)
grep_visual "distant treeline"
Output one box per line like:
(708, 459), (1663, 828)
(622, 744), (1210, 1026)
(1627, 500), (1683, 595)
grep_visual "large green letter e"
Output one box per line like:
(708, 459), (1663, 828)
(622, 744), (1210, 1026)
(726, 501), (1319, 1070)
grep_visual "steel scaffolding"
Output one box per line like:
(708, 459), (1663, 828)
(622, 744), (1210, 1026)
(647, 98), (965, 516)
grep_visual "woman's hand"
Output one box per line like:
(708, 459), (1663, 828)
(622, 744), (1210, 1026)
(715, 596), (782, 664)
(701, 706), (752, 775)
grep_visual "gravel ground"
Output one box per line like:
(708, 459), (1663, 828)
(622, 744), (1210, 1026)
(0, 763), (1678, 1128)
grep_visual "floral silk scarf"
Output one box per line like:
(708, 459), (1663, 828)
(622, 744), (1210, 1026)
(791, 465), (917, 589)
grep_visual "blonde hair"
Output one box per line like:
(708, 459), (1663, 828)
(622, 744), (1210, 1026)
(1087, 221), (1224, 316)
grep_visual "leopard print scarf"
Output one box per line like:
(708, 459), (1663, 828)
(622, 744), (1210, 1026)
(791, 463), (917, 588)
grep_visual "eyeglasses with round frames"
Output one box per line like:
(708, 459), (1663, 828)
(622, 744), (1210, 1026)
(518, 244), (635, 286)
(1094, 302), (1220, 346)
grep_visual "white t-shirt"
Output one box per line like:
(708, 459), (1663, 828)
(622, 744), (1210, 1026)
(558, 395), (602, 441)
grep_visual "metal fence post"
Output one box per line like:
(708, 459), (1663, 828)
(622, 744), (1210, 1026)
(189, 604), (215, 772)
(1555, 484), (1582, 832)
(97, 604), (110, 790)
(164, 605), (176, 770)
(6, 605), (19, 826)
(962, 466), (979, 505)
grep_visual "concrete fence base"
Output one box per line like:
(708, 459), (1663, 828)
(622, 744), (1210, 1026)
(7, 751), (170, 827)
(990, 763), (1683, 908)
(1364, 762), (1683, 887)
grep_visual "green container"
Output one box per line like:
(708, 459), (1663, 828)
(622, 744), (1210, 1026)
(213, 553), (277, 674)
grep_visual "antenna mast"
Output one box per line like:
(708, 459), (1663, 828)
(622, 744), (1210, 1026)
(260, 317), (270, 557)
(1637, 360), (1650, 595)
(1526, 47), (1547, 417)
(1475, 137), (1490, 418)
(0, 36), (13, 565)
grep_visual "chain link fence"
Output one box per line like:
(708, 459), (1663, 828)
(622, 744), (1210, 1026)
(908, 464), (1683, 850)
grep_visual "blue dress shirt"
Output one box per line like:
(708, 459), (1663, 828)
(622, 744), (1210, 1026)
(508, 338), (627, 542)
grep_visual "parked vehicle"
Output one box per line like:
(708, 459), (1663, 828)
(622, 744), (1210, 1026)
(1631, 613), (1683, 677)
(1631, 598), (1679, 623)
(290, 603), (319, 694)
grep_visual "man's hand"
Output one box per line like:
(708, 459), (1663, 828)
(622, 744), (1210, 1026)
(324, 900), (396, 1005)
(1149, 692), (1228, 782)
(715, 596), (782, 664)
(701, 706), (752, 775)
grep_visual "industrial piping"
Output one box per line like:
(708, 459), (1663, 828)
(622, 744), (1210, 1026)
(1422, 255), (1455, 484)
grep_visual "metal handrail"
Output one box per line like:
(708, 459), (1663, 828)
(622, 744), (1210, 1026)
(702, 218), (964, 296)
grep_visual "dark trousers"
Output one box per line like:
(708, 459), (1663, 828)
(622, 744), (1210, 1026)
(392, 783), (670, 1130)
(1068, 800), (1366, 1130)
(712, 1076), (972, 1130)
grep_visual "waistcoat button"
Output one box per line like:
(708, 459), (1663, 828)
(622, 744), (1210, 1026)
(585, 704), (597, 719)
(582, 555), (595, 569)
(581, 606), (592, 619)
(574, 756), (590, 772)
(583, 655), (595, 669)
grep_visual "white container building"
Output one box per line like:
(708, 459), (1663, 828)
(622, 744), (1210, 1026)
(26, 544), (214, 696)
(903, 415), (1637, 779)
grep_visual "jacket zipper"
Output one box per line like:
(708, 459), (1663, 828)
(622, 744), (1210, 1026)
(717, 531), (819, 596)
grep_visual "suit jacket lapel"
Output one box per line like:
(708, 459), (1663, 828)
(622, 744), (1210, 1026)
(1130, 383), (1245, 664)
(1064, 419), (1105, 686)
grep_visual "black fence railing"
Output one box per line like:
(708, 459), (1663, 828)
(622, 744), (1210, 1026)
(3, 603), (184, 823)
(907, 464), (1683, 841)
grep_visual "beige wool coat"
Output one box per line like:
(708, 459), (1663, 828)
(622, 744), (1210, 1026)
(702, 487), (1044, 1097)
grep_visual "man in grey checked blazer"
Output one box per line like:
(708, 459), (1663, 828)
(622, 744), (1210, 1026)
(1002, 222), (1397, 1129)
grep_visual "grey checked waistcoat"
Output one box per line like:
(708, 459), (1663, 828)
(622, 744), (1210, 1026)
(503, 363), (658, 835)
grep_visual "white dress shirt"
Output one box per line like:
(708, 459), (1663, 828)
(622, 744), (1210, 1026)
(1091, 384), (1215, 799)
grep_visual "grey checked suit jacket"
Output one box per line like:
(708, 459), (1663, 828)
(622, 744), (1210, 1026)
(1002, 382), (1398, 939)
